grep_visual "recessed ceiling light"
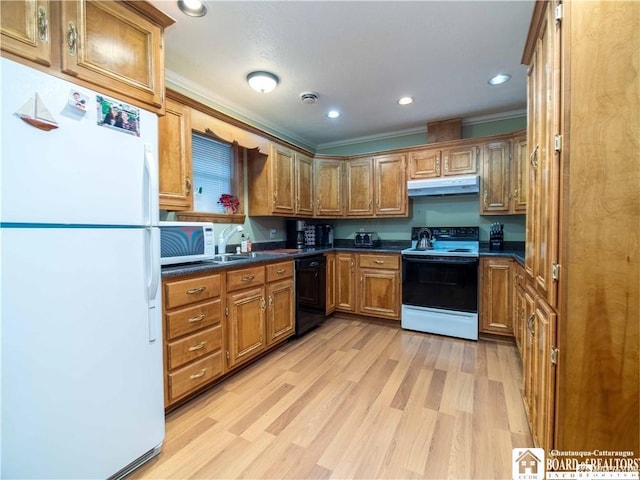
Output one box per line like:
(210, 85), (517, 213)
(488, 73), (511, 85)
(326, 110), (340, 119)
(398, 96), (414, 105)
(177, 0), (207, 17)
(246, 71), (279, 93)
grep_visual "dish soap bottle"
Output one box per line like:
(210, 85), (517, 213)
(240, 234), (248, 253)
(246, 235), (252, 252)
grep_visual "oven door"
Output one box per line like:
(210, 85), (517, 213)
(402, 255), (478, 313)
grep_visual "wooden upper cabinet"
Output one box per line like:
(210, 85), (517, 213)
(295, 152), (314, 217)
(408, 148), (441, 179)
(345, 158), (374, 216)
(0, 0), (52, 66)
(159, 98), (192, 211)
(1, 0), (174, 113)
(408, 142), (478, 180)
(271, 144), (296, 215)
(442, 144), (479, 176)
(60, 1), (168, 110)
(314, 157), (343, 217)
(374, 154), (406, 216)
(481, 139), (512, 214)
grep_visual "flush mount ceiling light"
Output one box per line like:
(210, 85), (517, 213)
(247, 71), (279, 93)
(326, 110), (340, 119)
(177, 0), (207, 17)
(488, 73), (511, 85)
(398, 96), (414, 105)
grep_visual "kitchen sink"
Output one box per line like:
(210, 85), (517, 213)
(210, 252), (285, 264)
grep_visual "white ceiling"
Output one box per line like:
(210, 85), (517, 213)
(150, 1), (534, 151)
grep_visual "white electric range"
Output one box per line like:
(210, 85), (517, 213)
(401, 226), (480, 340)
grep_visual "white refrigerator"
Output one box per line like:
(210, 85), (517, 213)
(0, 58), (165, 478)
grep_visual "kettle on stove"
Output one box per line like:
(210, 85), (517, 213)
(417, 228), (433, 250)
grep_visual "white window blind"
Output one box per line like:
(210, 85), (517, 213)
(192, 133), (232, 213)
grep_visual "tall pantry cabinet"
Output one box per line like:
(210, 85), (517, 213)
(522, 0), (638, 455)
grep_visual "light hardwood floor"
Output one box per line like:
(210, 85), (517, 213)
(132, 315), (533, 479)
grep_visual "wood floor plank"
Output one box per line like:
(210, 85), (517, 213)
(131, 315), (533, 480)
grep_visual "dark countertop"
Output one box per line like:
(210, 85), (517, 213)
(162, 244), (525, 278)
(480, 247), (525, 265)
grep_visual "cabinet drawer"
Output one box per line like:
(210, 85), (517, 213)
(358, 254), (400, 270)
(266, 261), (294, 282)
(168, 351), (223, 402)
(166, 325), (222, 370)
(164, 274), (222, 309)
(227, 266), (265, 292)
(165, 299), (222, 341)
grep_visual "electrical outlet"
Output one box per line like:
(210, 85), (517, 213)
(270, 228), (276, 239)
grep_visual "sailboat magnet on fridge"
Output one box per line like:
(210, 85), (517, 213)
(15, 93), (59, 131)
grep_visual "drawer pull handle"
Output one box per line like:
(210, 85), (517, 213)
(276, 269), (286, 274)
(241, 275), (255, 282)
(374, 260), (385, 264)
(189, 369), (206, 380)
(67, 22), (77, 56)
(186, 286), (206, 295)
(188, 314), (206, 323)
(188, 342), (206, 352)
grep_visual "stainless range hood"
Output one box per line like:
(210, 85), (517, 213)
(407, 175), (480, 197)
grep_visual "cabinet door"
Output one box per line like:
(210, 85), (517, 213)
(295, 153), (314, 216)
(325, 253), (336, 314)
(266, 279), (294, 346)
(523, 285), (537, 425)
(315, 158), (343, 217)
(534, 297), (556, 452)
(375, 154), (407, 216)
(271, 145), (295, 215)
(159, 98), (192, 210)
(60, 1), (165, 110)
(344, 158), (374, 216)
(0, 0), (52, 66)
(336, 253), (355, 312)
(481, 140), (512, 214)
(358, 268), (400, 320)
(227, 286), (266, 368)
(528, 1), (560, 309)
(442, 145), (479, 176)
(513, 133), (528, 213)
(408, 148), (441, 179)
(480, 257), (514, 335)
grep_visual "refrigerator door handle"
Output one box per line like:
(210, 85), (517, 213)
(146, 226), (161, 342)
(143, 144), (159, 227)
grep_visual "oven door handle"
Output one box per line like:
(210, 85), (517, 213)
(402, 256), (478, 265)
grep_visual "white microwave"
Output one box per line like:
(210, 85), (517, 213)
(159, 221), (215, 265)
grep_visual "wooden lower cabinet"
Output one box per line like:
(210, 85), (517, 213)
(335, 251), (401, 321)
(325, 253), (336, 314)
(226, 285), (266, 368)
(480, 257), (514, 336)
(162, 260), (294, 409)
(357, 253), (400, 320)
(336, 253), (356, 312)
(162, 273), (224, 408)
(266, 261), (295, 346)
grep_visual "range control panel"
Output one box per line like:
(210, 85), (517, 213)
(410, 226), (479, 241)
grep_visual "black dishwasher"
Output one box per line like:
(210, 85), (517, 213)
(295, 255), (327, 336)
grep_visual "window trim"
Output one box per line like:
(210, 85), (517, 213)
(177, 128), (245, 224)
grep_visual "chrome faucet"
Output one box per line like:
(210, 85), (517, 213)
(218, 225), (244, 254)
